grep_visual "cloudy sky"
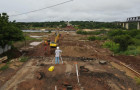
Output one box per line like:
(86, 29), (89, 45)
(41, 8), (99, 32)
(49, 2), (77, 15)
(0, 0), (140, 22)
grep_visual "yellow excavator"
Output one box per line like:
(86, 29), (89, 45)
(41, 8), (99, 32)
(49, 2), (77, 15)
(50, 32), (60, 48)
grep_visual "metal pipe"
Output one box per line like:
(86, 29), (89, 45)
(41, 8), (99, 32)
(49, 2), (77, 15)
(75, 63), (80, 83)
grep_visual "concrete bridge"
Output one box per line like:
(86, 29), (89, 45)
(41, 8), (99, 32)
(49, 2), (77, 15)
(116, 16), (140, 30)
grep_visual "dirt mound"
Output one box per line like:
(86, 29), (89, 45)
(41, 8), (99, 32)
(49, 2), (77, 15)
(0, 48), (22, 63)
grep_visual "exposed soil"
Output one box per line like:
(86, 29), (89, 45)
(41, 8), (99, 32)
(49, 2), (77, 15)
(0, 48), (22, 63)
(114, 55), (140, 73)
(0, 32), (140, 90)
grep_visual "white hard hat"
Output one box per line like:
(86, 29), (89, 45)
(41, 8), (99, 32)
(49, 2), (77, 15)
(57, 47), (59, 50)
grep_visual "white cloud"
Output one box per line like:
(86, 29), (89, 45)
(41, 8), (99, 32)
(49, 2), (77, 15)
(0, 0), (140, 22)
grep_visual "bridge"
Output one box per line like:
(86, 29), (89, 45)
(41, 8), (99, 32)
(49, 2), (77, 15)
(116, 16), (140, 30)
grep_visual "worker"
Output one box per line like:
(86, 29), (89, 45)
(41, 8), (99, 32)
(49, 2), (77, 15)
(55, 47), (62, 64)
(44, 41), (48, 51)
(44, 40), (50, 55)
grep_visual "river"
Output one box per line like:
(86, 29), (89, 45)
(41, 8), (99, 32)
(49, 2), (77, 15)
(22, 30), (76, 32)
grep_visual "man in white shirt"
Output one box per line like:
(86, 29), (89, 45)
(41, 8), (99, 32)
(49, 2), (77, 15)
(55, 47), (62, 64)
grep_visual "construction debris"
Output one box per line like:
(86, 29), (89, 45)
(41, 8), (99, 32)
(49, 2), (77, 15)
(80, 66), (89, 72)
(36, 72), (45, 80)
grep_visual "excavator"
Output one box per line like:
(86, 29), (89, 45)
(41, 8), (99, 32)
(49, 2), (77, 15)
(50, 32), (60, 48)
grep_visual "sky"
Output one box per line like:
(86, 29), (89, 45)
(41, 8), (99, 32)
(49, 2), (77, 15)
(0, 0), (140, 22)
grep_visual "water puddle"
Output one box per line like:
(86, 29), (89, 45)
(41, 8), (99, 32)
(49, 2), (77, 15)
(30, 42), (42, 46)
(30, 36), (42, 38)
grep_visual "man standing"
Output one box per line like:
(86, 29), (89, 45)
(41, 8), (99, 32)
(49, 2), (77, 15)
(55, 47), (62, 64)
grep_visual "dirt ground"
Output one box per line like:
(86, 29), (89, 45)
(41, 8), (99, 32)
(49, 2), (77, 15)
(0, 32), (140, 90)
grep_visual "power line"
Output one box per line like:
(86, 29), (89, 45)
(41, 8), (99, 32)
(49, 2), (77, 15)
(10, 0), (73, 17)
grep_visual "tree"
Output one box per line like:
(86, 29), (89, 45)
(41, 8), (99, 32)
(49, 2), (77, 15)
(113, 35), (133, 51)
(0, 13), (24, 51)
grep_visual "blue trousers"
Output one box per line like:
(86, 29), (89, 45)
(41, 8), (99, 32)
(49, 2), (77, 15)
(55, 57), (59, 64)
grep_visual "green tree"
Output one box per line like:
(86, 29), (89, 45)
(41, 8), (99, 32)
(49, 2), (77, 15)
(0, 13), (24, 51)
(113, 35), (133, 51)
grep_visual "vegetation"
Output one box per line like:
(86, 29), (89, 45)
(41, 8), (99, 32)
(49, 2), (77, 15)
(88, 36), (96, 41)
(0, 62), (10, 71)
(119, 46), (140, 55)
(25, 36), (40, 41)
(88, 36), (108, 41)
(16, 21), (125, 30)
(135, 77), (140, 85)
(0, 13), (24, 51)
(0, 64), (9, 71)
(113, 35), (133, 51)
(103, 29), (140, 55)
(17, 21), (67, 29)
(20, 56), (29, 62)
(103, 41), (120, 53)
(70, 21), (123, 29)
(76, 30), (107, 35)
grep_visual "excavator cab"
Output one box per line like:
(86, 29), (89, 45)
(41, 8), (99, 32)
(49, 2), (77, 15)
(50, 41), (57, 48)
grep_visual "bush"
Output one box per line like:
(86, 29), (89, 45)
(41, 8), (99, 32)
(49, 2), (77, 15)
(103, 41), (120, 53)
(76, 30), (88, 35)
(135, 34), (140, 39)
(127, 30), (140, 37)
(118, 46), (140, 55)
(113, 35), (133, 51)
(88, 36), (96, 41)
(108, 30), (126, 38)
(132, 38), (140, 46)
(95, 36), (108, 40)
(20, 57), (29, 62)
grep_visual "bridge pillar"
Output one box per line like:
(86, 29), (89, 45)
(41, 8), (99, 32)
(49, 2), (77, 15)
(137, 22), (140, 30)
(122, 23), (125, 28)
(125, 23), (129, 30)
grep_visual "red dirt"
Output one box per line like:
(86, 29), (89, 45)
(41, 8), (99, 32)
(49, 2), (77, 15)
(114, 55), (140, 73)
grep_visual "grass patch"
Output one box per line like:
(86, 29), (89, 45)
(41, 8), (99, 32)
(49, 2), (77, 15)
(20, 56), (29, 62)
(135, 77), (140, 85)
(0, 64), (9, 71)
(88, 36), (96, 41)
(25, 36), (39, 41)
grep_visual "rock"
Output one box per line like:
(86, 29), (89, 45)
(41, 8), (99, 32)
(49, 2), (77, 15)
(0, 56), (8, 63)
(99, 61), (107, 65)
